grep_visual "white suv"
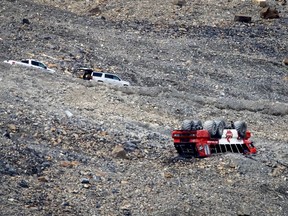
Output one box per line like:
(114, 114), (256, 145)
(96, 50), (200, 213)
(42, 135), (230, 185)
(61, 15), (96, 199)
(91, 72), (130, 86)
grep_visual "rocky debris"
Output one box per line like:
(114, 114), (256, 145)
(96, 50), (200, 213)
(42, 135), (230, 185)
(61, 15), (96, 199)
(270, 165), (286, 177)
(276, 0), (287, 5)
(0, 0), (287, 215)
(260, 7), (280, 19)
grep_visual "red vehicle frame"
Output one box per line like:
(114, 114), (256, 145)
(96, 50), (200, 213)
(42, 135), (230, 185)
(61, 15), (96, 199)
(172, 129), (256, 158)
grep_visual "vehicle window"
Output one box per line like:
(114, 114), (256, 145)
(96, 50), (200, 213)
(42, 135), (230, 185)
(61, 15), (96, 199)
(93, 72), (102, 77)
(104, 74), (114, 79)
(31, 61), (39, 66)
(38, 62), (46, 69)
(112, 75), (120, 81)
(21, 60), (29, 64)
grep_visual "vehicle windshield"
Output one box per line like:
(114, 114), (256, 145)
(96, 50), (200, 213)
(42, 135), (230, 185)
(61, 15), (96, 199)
(31, 60), (47, 69)
(113, 75), (121, 81)
(38, 62), (47, 69)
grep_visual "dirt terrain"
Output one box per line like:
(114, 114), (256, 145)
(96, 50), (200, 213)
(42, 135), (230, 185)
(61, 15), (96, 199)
(0, 0), (288, 215)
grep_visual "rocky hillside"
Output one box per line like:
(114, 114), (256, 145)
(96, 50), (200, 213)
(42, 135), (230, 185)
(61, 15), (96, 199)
(0, 0), (288, 215)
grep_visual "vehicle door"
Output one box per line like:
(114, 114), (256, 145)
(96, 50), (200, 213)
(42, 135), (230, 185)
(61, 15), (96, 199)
(92, 72), (103, 82)
(111, 75), (121, 85)
(104, 74), (117, 85)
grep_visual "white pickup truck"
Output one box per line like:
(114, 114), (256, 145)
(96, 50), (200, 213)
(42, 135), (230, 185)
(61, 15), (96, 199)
(3, 59), (55, 73)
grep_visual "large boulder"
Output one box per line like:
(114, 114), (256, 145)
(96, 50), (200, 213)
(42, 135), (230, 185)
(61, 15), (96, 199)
(260, 7), (280, 19)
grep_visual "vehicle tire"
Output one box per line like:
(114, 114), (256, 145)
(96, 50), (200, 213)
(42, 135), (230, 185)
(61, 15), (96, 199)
(215, 120), (225, 138)
(83, 73), (91, 80)
(203, 120), (217, 137)
(192, 120), (203, 130)
(234, 121), (247, 138)
(181, 120), (193, 130)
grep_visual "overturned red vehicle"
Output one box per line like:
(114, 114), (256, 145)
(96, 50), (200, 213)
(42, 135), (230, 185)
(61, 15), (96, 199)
(172, 120), (256, 158)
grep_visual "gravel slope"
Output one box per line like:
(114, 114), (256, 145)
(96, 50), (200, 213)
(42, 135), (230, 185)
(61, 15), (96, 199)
(0, 0), (288, 215)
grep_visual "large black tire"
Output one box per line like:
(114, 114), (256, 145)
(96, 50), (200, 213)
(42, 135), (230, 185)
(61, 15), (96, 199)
(192, 120), (203, 130)
(181, 120), (193, 130)
(215, 120), (226, 138)
(203, 120), (217, 136)
(234, 121), (247, 138)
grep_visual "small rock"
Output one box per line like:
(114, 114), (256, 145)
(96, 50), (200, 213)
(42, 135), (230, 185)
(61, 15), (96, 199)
(253, 0), (268, 7)
(124, 141), (137, 152)
(282, 58), (288, 66)
(92, 175), (102, 182)
(112, 145), (128, 159)
(6, 166), (17, 176)
(276, 0), (286, 5)
(3, 131), (11, 139)
(7, 124), (17, 132)
(83, 184), (90, 189)
(72, 133), (79, 139)
(237, 210), (251, 216)
(60, 161), (73, 168)
(47, 63), (57, 68)
(38, 176), (49, 182)
(19, 180), (29, 188)
(22, 18), (30, 25)
(89, 6), (101, 15)
(121, 180), (129, 184)
(62, 202), (70, 206)
(226, 179), (233, 184)
(99, 131), (108, 136)
(41, 162), (51, 169)
(163, 172), (174, 178)
(173, 0), (186, 7)
(81, 178), (90, 184)
(123, 209), (132, 216)
(259, 0), (269, 7)
(112, 188), (119, 194)
(65, 110), (73, 118)
(270, 165), (285, 177)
